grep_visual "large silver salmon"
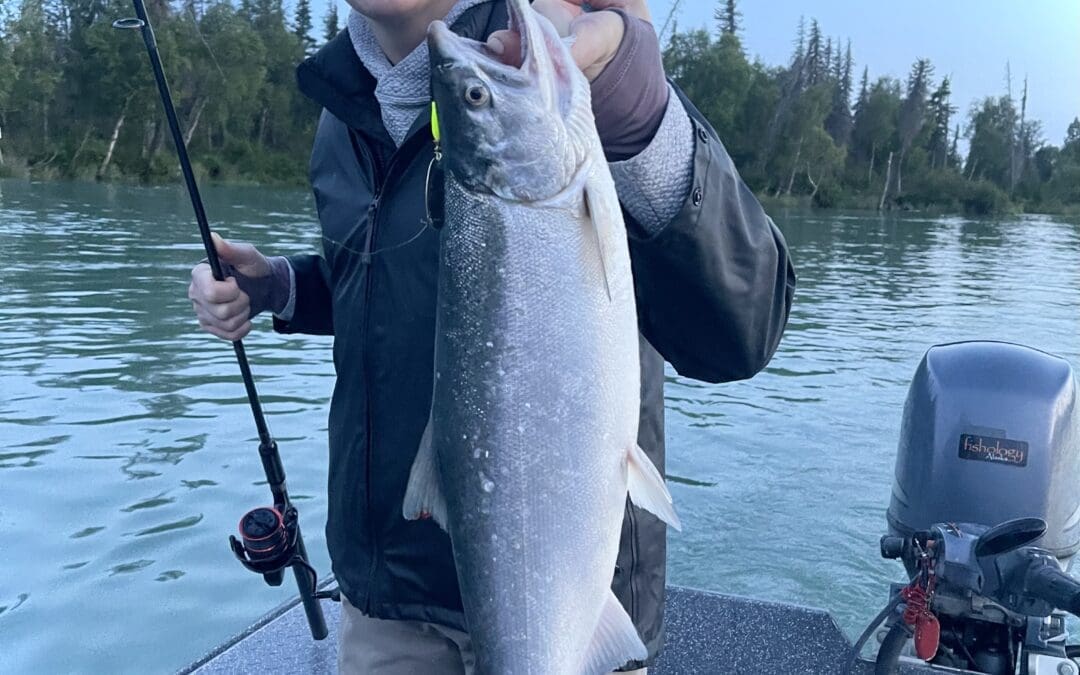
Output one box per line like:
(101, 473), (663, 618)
(404, 1), (680, 672)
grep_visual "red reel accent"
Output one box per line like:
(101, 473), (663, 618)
(238, 507), (288, 556)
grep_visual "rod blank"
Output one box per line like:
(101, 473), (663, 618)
(116, 0), (327, 641)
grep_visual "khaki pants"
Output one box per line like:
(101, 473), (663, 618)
(338, 597), (647, 674)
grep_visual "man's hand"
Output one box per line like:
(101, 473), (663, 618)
(488, 0), (652, 82)
(188, 233), (268, 342)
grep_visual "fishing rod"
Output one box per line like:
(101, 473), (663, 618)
(114, 0), (328, 641)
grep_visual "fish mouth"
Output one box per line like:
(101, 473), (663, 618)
(427, 0), (539, 81)
(503, 0), (534, 67)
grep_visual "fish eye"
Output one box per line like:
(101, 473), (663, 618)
(464, 81), (490, 107)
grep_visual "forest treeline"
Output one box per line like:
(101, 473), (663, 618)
(665, 1), (1080, 214)
(0, 0), (326, 185)
(1, 0), (1078, 214)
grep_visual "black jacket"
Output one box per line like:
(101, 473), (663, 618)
(281, 2), (796, 667)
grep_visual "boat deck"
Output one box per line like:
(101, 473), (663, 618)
(182, 586), (951, 674)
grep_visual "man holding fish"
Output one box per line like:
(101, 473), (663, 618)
(188, 0), (796, 672)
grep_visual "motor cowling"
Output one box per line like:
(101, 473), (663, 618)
(887, 341), (1080, 562)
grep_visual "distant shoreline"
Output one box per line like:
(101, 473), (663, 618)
(757, 193), (1080, 218)
(0, 154), (309, 191)
(3, 1), (1078, 222)
(5, 170), (1077, 219)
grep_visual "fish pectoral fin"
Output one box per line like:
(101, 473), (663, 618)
(627, 444), (682, 531)
(583, 169), (620, 302)
(402, 418), (449, 531)
(582, 590), (648, 674)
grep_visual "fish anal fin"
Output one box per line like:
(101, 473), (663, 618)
(581, 590), (648, 674)
(627, 444), (682, 531)
(402, 417), (449, 531)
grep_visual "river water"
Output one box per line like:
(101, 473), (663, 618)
(1, 178), (1078, 673)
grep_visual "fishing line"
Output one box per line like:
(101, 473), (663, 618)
(321, 219), (434, 260)
(325, 110), (445, 260)
(658, 0), (683, 44)
(183, 3), (227, 83)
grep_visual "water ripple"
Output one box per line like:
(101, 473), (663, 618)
(5, 180), (1080, 672)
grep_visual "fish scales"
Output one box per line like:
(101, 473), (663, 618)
(437, 174), (638, 672)
(405, 0), (681, 672)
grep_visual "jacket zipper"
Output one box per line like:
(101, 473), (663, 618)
(360, 196), (380, 265)
(356, 130), (432, 614)
(356, 138), (381, 615)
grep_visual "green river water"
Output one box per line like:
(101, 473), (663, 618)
(1, 178), (1078, 673)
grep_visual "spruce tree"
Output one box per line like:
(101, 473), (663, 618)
(792, 16), (806, 65)
(823, 36), (832, 82)
(715, 0), (740, 36)
(293, 0), (314, 54)
(925, 76), (955, 169)
(323, 2), (339, 43)
(856, 65), (869, 109)
(894, 58), (934, 193)
(825, 40), (854, 146)
(805, 19), (822, 85)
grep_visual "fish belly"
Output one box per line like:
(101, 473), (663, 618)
(433, 179), (640, 674)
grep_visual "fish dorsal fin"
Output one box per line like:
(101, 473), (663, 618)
(402, 417), (449, 531)
(627, 444), (682, 531)
(581, 590), (648, 674)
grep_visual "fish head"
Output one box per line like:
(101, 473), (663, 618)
(428, 0), (591, 203)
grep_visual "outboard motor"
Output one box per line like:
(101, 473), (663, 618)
(852, 342), (1080, 675)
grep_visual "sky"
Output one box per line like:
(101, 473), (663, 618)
(312, 0), (1080, 145)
